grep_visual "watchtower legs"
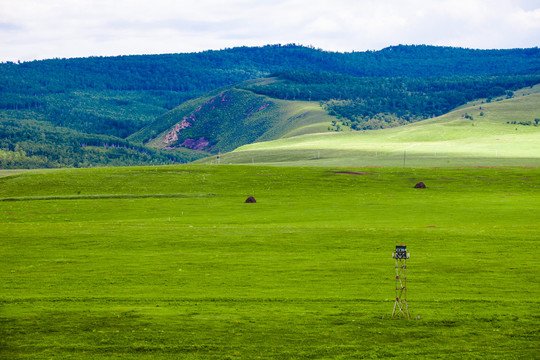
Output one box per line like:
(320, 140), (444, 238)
(392, 258), (410, 319)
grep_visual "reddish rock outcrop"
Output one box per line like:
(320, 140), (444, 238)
(180, 137), (210, 150)
(164, 119), (192, 144)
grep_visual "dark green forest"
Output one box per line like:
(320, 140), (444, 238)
(1, 44), (539, 168)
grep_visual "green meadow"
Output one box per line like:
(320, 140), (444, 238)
(1, 164), (539, 359)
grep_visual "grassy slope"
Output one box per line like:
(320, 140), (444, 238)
(208, 85), (540, 166)
(1, 164), (539, 359)
(130, 79), (338, 154)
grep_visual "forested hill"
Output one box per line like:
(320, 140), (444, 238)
(2, 45), (540, 96)
(1, 44), (540, 168)
(2, 44), (539, 117)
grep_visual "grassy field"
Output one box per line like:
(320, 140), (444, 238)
(1, 164), (539, 358)
(204, 85), (540, 167)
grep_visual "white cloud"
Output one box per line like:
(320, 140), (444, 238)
(0, 0), (538, 61)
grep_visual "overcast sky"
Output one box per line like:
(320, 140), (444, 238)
(1, 0), (539, 62)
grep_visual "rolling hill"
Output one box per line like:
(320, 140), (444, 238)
(201, 84), (540, 166)
(131, 73), (540, 159)
(129, 79), (341, 154)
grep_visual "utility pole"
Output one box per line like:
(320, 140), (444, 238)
(403, 150), (406, 168)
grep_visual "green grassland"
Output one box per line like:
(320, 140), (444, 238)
(207, 85), (540, 167)
(1, 164), (539, 358)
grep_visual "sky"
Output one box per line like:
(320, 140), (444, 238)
(0, 0), (539, 62)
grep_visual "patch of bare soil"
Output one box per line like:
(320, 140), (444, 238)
(331, 171), (372, 175)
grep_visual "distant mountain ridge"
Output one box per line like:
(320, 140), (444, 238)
(1, 44), (539, 168)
